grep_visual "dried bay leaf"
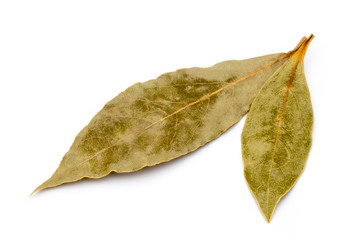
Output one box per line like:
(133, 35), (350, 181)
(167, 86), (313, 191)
(241, 35), (314, 222)
(32, 38), (305, 195)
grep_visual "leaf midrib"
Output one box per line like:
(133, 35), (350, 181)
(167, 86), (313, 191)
(265, 36), (313, 220)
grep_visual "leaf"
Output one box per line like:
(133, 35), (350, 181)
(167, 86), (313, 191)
(241, 35), (314, 222)
(31, 38), (304, 196)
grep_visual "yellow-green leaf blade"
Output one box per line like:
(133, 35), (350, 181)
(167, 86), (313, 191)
(241, 36), (314, 222)
(32, 52), (290, 195)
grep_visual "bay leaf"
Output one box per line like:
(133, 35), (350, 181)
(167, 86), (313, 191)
(241, 35), (314, 222)
(31, 38), (305, 195)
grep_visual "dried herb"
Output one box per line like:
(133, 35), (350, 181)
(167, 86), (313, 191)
(241, 35), (314, 222)
(32, 34), (314, 219)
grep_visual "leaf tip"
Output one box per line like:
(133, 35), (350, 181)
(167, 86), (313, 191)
(265, 213), (273, 223)
(262, 210), (273, 223)
(29, 186), (41, 197)
(29, 191), (36, 198)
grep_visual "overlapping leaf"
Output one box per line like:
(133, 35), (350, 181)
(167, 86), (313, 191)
(241, 35), (314, 222)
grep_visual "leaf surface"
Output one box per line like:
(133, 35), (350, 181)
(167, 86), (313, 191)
(241, 35), (314, 222)
(32, 40), (303, 195)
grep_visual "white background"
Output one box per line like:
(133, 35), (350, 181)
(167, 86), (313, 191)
(1, 0), (359, 239)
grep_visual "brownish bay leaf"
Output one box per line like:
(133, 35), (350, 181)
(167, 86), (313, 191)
(32, 39), (305, 195)
(241, 35), (314, 222)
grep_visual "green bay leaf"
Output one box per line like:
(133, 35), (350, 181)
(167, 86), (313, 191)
(32, 40), (304, 195)
(241, 35), (314, 222)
